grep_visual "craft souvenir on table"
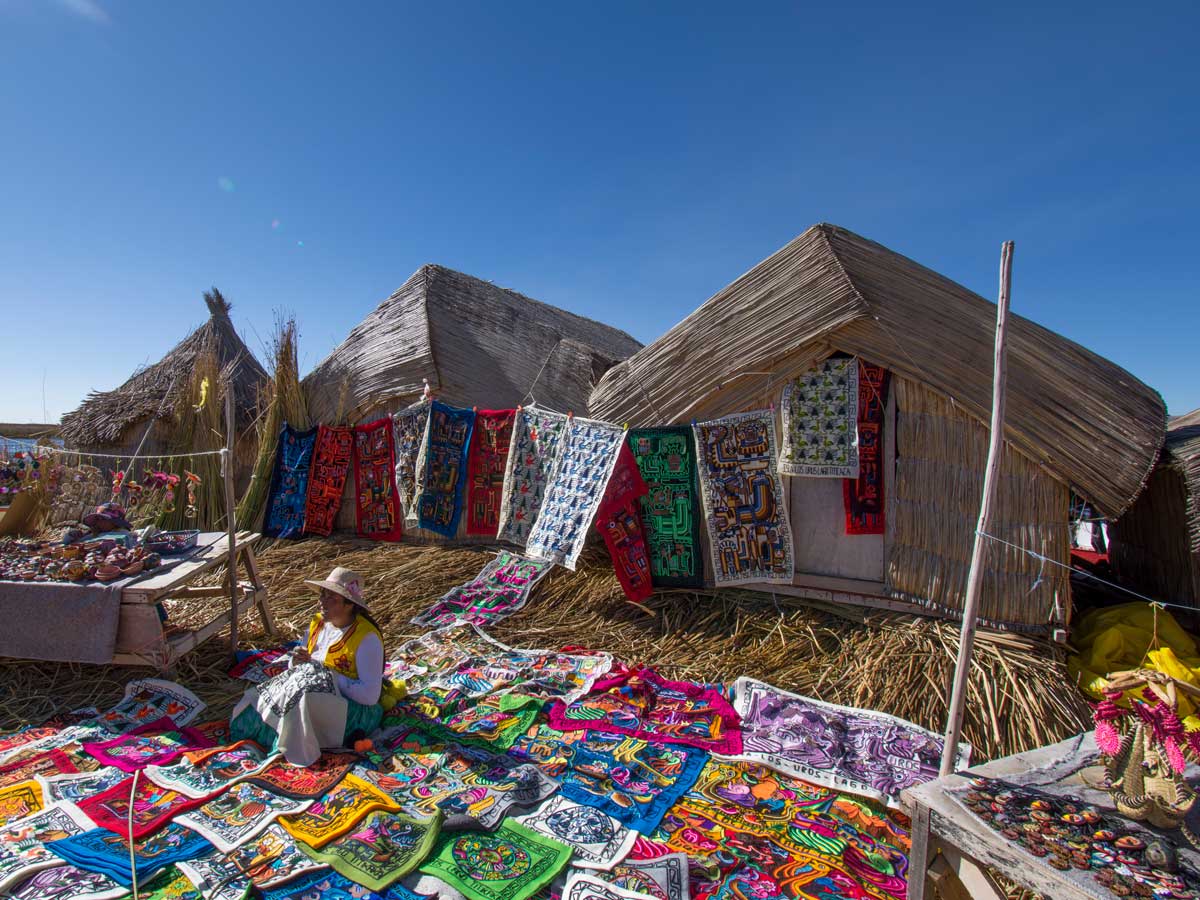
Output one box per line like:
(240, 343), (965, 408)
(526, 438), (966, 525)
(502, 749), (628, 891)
(692, 410), (794, 586)
(35, 768), (124, 805)
(591, 852), (690, 900)
(82, 716), (214, 773)
(561, 872), (658, 900)
(303, 425), (354, 538)
(2, 864), (128, 900)
(0, 802), (97, 891)
(420, 818), (570, 900)
(353, 418), (404, 542)
(393, 401), (432, 524)
(625, 428), (703, 589)
(279, 772), (400, 848)
(75, 775), (210, 839)
(45, 821), (214, 887)
(0, 781), (42, 827)
(843, 361), (889, 535)
(727, 676), (967, 809)
(263, 423), (318, 539)
(260, 867), (430, 899)
(412, 551), (554, 630)
(414, 401), (476, 538)
(0, 750), (78, 788)
(779, 356), (860, 478)
(525, 416), (625, 571)
(548, 668), (742, 755)
(176, 823), (326, 893)
(300, 809), (443, 892)
(517, 797), (637, 871)
(593, 444), (652, 604)
(497, 407), (569, 547)
(228, 646), (293, 684)
(242, 749), (358, 800)
(465, 409), (516, 537)
(100, 678), (206, 729)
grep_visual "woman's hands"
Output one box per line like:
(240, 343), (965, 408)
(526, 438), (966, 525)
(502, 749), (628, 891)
(292, 647), (312, 665)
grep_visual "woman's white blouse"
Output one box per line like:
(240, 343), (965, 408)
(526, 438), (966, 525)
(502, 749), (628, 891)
(309, 621), (384, 706)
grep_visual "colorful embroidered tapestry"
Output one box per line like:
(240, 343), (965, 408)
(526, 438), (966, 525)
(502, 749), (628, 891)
(279, 772), (400, 848)
(626, 428), (704, 589)
(594, 445), (652, 604)
(393, 403), (431, 525)
(727, 676), (968, 808)
(844, 361), (890, 535)
(263, 424), (318, 539)
(427, 640), (613, 707)
(386, 695), (540, 754)
(412, 551), (553, 629)
(75, 775), (209, 839)
(82, 717), (213, 773)
(303, 425), (354, 537)
(497, 407), (569, 547)
(143, 741), (274, 800)
(780, 356), (860, 478)
(562, 873), (657, 900)
(0, 730), (57, 764)
(517, 797), (636, 871)
(592, 853), (689, 900)
(35, 769), (124, 806)
(3, 864), (128, 900)
(0, 803), (96, 891)
(0, 780), (42, 827)
(241, 750), (358, 800)
(301, 810), (442, 892)
(141, 867), (205, 900)
(526, 417), (625, 571)
(99, 679), (206, 729)
(44, 821), (214, 888)
(354, 418), (404, 541)
(228, 647), (292, 685)
(175, 781), (312, 853)
(548, 668), (742, 755)
(466, 409), (516, 537)
(420, 819), (569, 900)
(693, 410), (794, 586)
(384, 625), (496, 692)
(0, 751), (78, 788)
(415, 401), (475, 538)
(176, 823), (325, 892)
(260, 868), (427, 900)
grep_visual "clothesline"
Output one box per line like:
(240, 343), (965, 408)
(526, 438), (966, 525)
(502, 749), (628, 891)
(14, 445), (227, 462)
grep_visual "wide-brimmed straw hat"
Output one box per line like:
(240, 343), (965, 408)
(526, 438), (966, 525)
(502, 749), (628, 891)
(304, 566), (369, 609)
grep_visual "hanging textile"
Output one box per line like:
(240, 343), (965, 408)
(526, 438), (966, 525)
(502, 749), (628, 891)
(626, 427), (704, 589)
(465, 409), (516, 536)
(843, 361), (890, 535)
(411, 550), (553, 629)
(496, 407), (568, 547)
(594, 444), (652, 604)
(302, 425), (353, 538)
(415, 401), (475, 538)
(353, 418), (403, 542)
(262, 424), (317, 539)
(392, 402), (431, 525)
(693, 410), (794, 586)
(526, 417), (624, 571)
(779, 356), (860, 477)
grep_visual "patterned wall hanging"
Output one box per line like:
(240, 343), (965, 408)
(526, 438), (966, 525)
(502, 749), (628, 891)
(411, 550), (553, 629)
(526, 417), (624, 571)
(302, 425), (353, 538)
(693, 410), (794, 586)
(353, 418), (403, 541)
(392, 402), (431, 525)
(844, 361), (890, 534)
(497, 407), (568, 547)
(594, 444), (652, 604)
(465, 409), (516, 536)
(262, 424), (317, 539)
(780, 356), (860, 477)
(415, 401), (475, 538)
(626, 427), (704, 589)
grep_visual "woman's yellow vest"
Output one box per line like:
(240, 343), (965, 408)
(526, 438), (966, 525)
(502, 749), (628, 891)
(305, 613), (406, 710)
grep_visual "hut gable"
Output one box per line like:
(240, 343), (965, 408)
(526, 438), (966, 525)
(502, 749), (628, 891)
(1165, 419), (1200, 554)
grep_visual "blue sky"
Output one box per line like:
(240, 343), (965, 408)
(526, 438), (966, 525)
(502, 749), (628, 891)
(1, 0), (1196, 423)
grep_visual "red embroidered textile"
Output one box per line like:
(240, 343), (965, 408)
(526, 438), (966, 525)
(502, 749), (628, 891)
(595, 444), (653, 604)
(844, 361), (890, 535)
(304, 425), (353, 537)
(465, 409), (516, 536)
(77, 775), (209, 838)
(353, 418), (403, 541)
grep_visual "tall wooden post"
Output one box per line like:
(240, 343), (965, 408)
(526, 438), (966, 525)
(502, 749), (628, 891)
(223, 381), (239, 664)
(940, 241), (1014, 776)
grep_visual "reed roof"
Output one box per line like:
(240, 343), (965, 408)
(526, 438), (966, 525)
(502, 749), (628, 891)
(589, 224), (1165, 516)
(304, 265), (642, 424)
(1164, 413), (1200, 553)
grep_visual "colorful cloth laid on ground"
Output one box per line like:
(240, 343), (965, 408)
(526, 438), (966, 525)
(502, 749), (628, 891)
(279, 772), (400, 848)
(420, 818), (570, 900)
(726, 676), (968, 808)
(590, 852), (690, 900)
(780, 356), (860, 478)
(175, 781), (312, 853)
(144, 741), (276, 800)
(261, 868), (428, 900)
(82, 717), (213, 773)
(626, 428), (704, 590)
(843, 361), (889, 535)
(231, 662), (345, 768)
(243, 750), (358, 800)
(98, 679), (206, 730)
(301, 810), (442, 892)
(75, 775), (209, 839)
(387, 695), (541, 754)
(176, 823), (326, 895)
(412, 551), (554, 629)
(384, 626), (497, 692)
(497, 407), (569, 548)
(466, 409), (516, 537)
(562, 872), (657, 900)
(35, 768), (124, 805)
(0, 751), (78, 788)
(263, 423), (318, 539)
(693, 410), (794, 586)
(0, 802), (96, 891)
(303, 425), (354, 538)
(526, 417), (625, 571)
(415, 401), (476, 537)
(44, 821), (213, 887)
(548, 668), (742, 755)
(354, 418), (404, 541)
(0, 730), (57, 765)
(393, 402), (432, 525)
(517, 797), (636, 871)
(2, 863), (128, 900)
(142, 867), (205, 900)
(228, 647), (294, 685)
(0, 780), (43, 827)
(594, 444), (652, 604)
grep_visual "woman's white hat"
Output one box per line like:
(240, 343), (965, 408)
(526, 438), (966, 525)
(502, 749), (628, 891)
(304, 566), (368, 609)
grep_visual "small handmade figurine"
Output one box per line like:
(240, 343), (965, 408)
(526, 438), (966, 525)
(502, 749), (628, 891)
(184, 471), (201, 519)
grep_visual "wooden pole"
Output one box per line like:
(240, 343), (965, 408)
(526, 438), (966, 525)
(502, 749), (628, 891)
(940, 240), (1014, 776)
(223, 381), (239, 664)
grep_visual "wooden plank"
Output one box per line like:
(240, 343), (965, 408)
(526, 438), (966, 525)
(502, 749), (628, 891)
(122, 532), (260, 602)
(940, 845), (1008, 900)
(112, 587), (259, 668)
(906, 800), (932, 900)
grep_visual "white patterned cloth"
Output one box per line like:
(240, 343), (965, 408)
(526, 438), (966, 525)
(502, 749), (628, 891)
(779, 357), (860, 477)
(497, 406), (569, 546)
(393, 401), (431, 524)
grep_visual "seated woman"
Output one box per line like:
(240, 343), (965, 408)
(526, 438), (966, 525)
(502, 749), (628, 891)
(231, 567), (392, 765)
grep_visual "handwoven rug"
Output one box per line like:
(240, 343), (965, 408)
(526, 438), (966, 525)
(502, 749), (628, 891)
(466, 409), (516, 537)
(44, 821), (214, 888)
(779, 356), (860, 478)
(262, 423), (317, 539)
(260, 868), (428, 899)
(0, 802), (96, 891)
(99, 679), (206, 729)
(429, 642), (613, 708)
(35, 769), (124, 805)
(693, 410), (794, 586)
(411, 551), (554, 629)
(419, 819), (570, 900)
(626, 428), (704, 589)
(82, 717), (213, 773)
(144, 741), (276, 799)
(2, 864), (128, 900)
(176, 822), (326, 894)
(175, 781), (312, 853)
(547, 668), (742, 755)
(353, 418), (404, 541)
(75, 775), (209, 839)
(497, 406), (568, 547)
(844, 361), (890, 535)
(242, 750), (358, 800)
(526, 417), (625, 571)
(303, 425), (354, 538)
(384, 625), (496, 692)
(300, 810), (442, 892)
(0, 780), (42, 827)
(517, 797), (636, 871)
(726, 676), (969, 808)
(416, 401), (476, 538)
(279, 772), (400, 848)
(594, 444), (652, 604)
(393, 401), (432, 524)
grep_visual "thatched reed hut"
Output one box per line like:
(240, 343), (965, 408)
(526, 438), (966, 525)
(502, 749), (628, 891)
(589, 224), (1166, 633)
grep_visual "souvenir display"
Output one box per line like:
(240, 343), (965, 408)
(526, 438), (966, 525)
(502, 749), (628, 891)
(843, 361), (889, 534)
(45, 822), (215, 887)
(100, 679), (206, 729)
(228, 647), (293, 685)
(411, 552), (553, 630)
(175, 781), (313, 853)
(299, 810), (442, 892)
(279, 772), (400, 848)
(517, 798), (637, 871)
(263, 424), (318, 539)
(353, 418), (404, 542)
(74, 775), (210, 839)
(415, 401), (475, 538)
(0, 803), (107, 891)
(82, 717), (214, 772)
(593, 445), (652, 604)
(144, 741), (277, 800)
(779, 356), (860, 478)
(626, 427), (704, 589)
(0, 780), (43, 828)
(241, 750), (359, 800)
(419, 819), (570, 900)
(0, 863), (128, 900)
(176, 823), (326, 892)
(393, 402), (431, 524)
(465, 409), (516, 537)
(35, 768), (125, 806)
(303, 425), (354, 537)
(497, 407), (568, 547)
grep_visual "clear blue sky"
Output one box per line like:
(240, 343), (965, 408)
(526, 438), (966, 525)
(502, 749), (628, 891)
(1, 0), (1196, 423)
